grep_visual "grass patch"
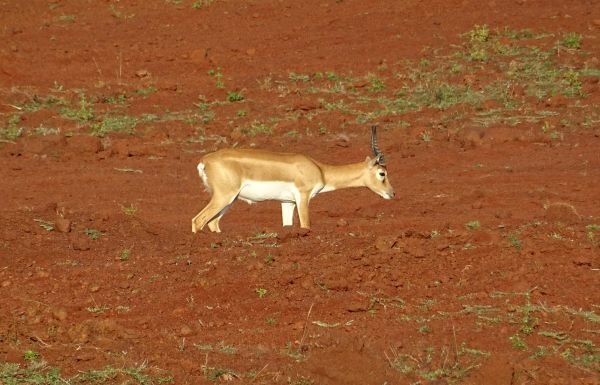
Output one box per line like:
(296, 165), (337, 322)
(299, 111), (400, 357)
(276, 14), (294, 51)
(465, 220), (481, 230)
(0, 361), (172, 384)
(386, 343), (486, 383)
(239, 120), (273, 136)
(60, 94), (95, 123)
(1, 115), (24, 142)
(84, 228), (104, 240)
(561, 32), (582, 49)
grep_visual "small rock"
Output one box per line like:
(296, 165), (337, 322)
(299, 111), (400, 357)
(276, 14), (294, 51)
(462, 129), (483, 148)
(179, 325), (194, 336)
(36, 270), (50, 278)
(347, 301), (368, 312)
(89, 285), (100, 293)
(172, 307), (186, 316)
(72, 238), (90, 251)
(53, 308), (68, 321)
(246, 47), (256, 56)
(55, 217), (71, 233)
(336, 218), (348, 227)
(375, 235), (397, 250)
(323, 277), (349, 291)
(290, 321), (304, 331)
(410, 248), (425, 258)
(300, 277), (312, 290)
(572, 254), (592, 267)
(1, 280), (11, 287)
(545, 95), (568, 108)
(293, 100), (319, 111)
(75, 353), (95, 362)
(135, 69), (151, 78)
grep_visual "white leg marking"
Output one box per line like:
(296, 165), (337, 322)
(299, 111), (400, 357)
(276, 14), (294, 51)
(281, 202), (295, 226)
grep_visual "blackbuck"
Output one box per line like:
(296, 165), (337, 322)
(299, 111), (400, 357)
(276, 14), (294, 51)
(191, 126), (395, 233)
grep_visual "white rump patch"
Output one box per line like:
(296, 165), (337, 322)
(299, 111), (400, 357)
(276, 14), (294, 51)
(197, 162), (210, 192)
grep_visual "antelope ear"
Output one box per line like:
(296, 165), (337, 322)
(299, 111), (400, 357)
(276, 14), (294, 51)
(366, 156), (378, 169)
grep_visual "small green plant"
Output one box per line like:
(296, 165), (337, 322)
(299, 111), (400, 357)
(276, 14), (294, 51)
(23, 350), (40, 361)
(469, 47), (489, 62)
(121, 204), (137, 216)
(586, 224), (600, 246)
(289, 376), (314, 385)
(1, 114), (24, 141)
(227, 91), (244, 102)
(465, 220), (481, 230)
(266, 318), (277, 325)
(255, 288), (268, 298)
(84, 228), (104, 240)
(508, 233), (522, 250)
(240, 120), (272, 136)
(236, 109), (247, 117)
(420, 131), (432, 142)
(288, 72), (310, 82)
(530, 345), (548, 359)
(561, 32), (582, 49)
(108, 4), (134, 19)
(509, 334), (528, 350)
(368, 76), (386, 92)
(468, 24), (490, 43)
(135, 86), (157, 96)
(119, 248), (131, 261)
(92, 114), (150, 136)
(264, 254), (274, 265)
(205, 367), (237, 382)
(217, 341), (237, 355)
(60, 94), (95, 123)
(208, 67), (225, 89)
(56, 15), (76, 22)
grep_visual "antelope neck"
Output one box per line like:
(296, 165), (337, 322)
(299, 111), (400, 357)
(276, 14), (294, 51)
(318, 161), (365, 192)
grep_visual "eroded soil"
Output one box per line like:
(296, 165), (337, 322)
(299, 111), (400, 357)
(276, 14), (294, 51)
(1, 1), (600, 384)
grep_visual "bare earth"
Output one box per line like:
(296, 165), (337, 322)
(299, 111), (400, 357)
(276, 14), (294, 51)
(1, 1), (599, 384)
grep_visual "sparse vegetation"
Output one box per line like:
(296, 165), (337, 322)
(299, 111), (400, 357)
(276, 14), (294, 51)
(255, 288), (268, 298)
(2, 20), (599, 385)
(84, 228), (104, 240)
(60, 94), (95, 123)
(561, 32), (582, 49)
(1, 115), (24, 141)
(465, 220), (481, 230)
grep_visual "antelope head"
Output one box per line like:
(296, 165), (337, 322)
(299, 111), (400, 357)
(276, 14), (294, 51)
(364, 126), (395, 199)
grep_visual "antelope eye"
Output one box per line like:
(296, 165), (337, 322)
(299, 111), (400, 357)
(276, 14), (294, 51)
(378, 172), (386, 177)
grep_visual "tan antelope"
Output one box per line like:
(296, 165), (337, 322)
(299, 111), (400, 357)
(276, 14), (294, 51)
(191, 126), (395, 233)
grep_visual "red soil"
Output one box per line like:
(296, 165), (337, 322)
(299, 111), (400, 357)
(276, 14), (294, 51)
(1, 1), (599, 384)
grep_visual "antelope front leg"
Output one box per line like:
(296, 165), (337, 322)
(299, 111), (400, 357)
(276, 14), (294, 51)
(296, 193), (311, 229)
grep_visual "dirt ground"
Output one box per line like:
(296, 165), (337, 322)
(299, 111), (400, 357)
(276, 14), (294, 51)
(1, 1), (600, 384)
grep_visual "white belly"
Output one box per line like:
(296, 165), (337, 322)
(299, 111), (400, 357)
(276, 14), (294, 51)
(238, 181), (298, 203)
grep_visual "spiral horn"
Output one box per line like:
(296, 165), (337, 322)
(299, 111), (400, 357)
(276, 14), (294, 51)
(370, 125), (385, 166)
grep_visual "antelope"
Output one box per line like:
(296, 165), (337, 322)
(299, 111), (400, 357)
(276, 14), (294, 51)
(191, 126), (395, 233)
